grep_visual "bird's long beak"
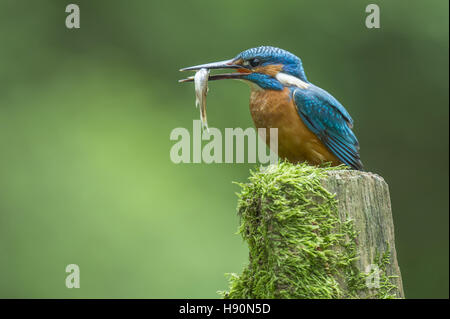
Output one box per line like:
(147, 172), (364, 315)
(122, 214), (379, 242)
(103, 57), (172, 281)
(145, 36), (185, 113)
(179, 58), (250, 83)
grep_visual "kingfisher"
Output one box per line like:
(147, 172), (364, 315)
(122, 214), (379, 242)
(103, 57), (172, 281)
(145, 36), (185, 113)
(179, 46), (363, 170)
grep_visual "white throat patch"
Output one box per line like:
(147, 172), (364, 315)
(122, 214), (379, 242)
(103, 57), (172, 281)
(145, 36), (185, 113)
(275, 72), (309, 89)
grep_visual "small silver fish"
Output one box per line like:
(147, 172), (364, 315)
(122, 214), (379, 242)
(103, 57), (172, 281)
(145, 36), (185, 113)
(194, 68), (210, 131)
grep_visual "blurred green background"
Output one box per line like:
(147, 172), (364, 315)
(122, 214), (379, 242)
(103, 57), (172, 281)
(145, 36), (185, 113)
(0, 0), (448, 298)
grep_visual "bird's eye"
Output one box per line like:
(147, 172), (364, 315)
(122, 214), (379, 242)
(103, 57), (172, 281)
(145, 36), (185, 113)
(249, 58), (261, 67)
(243, 58), (261, 68)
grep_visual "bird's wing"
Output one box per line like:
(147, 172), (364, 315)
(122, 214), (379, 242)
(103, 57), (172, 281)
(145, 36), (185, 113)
(292, 86), (363, 170)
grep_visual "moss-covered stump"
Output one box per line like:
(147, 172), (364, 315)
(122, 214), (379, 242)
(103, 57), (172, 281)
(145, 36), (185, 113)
(222, 162), (404, 299)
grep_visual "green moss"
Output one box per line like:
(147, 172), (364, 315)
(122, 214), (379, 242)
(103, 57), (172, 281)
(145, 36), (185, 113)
(372, 246), (400, 299)
(219, 162), (398, 299)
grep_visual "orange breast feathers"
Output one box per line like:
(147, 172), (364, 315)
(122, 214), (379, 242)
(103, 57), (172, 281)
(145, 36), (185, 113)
(249, 87), (341, 166)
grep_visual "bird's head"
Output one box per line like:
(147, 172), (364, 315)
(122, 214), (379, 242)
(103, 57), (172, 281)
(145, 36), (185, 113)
(179, 46), (308, 90)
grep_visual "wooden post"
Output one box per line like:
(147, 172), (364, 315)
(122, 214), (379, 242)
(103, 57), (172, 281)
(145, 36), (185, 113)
(322, 170), (404, 298)
(223, 163), (404, 299)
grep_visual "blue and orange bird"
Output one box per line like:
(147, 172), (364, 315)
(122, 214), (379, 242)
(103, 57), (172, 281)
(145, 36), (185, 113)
(180, 46), (363, 170)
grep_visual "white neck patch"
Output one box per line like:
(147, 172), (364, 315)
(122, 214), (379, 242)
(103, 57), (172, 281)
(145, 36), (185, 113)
(275, 72), (309, 89)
